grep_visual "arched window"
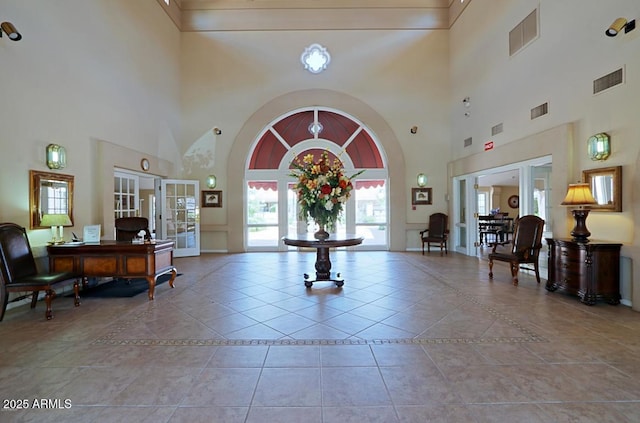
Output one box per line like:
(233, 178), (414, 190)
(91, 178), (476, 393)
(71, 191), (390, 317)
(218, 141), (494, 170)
(245, 107), (388, 250)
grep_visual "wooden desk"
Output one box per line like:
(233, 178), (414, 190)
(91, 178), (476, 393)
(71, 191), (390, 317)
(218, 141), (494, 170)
(283, 234), (364, 287)
(47, 240), (177, 300)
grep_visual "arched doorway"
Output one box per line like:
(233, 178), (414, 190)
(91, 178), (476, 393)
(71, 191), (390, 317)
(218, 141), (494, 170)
(245, 107), (389, 251)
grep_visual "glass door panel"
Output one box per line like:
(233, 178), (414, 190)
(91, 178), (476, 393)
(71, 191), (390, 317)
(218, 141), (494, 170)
(155, 179), (200, 257)
(247, 181), (279, 248)
(354, 180), (387, 247)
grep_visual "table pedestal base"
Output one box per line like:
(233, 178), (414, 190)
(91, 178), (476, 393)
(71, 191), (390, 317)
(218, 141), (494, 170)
(303, 246), (344, 287)
(282, 234), (364, 289)
(304, 272), (344, 288)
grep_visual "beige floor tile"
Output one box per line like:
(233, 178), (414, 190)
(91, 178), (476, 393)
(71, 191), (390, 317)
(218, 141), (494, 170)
(2, 251), (640, 421)
(253, 367), (321, 406)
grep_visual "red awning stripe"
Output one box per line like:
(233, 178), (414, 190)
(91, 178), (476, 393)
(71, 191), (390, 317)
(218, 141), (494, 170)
(247, 180), (384, 191)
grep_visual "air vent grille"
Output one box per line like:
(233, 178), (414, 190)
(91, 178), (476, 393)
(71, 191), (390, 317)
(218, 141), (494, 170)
(593, 68), (623, 94)
(491, 123), (503, 136)
(531, 102), (548, 120)
(509, 9), (538, 56)
(464, 137), (472, 147)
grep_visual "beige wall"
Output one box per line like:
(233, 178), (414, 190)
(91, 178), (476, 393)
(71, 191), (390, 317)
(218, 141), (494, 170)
(179, 28), (452, 251)
(0, 0), (181, 246)
(449, 0), (640, 308)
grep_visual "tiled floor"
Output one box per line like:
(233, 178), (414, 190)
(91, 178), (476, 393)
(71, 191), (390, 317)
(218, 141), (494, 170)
(2, 250), (640, 422)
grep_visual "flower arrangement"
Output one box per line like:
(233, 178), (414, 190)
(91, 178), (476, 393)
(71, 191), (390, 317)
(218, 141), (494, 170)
(290, 150), (364, 237)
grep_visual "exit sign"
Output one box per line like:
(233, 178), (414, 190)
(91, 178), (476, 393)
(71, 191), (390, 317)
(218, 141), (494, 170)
(484, 141), (494, 151)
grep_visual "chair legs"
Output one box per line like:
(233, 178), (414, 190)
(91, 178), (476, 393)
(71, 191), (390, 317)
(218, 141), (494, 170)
(510, 262), (519, 286)
(0, 288), (7, 322)
(44, 289), (57, 320)
(1, 282), (80, 321)
(30, 291), (39, 309)
(489, 260), (540, 286)
(533, 262), (541, 283)
(73, 280), (81, 307)
(423, 241), (447, 256)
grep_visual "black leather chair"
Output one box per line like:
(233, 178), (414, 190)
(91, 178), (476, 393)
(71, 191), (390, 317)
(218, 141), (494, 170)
(115, 217), (151, 242)
(488, 215), (545, 286)
(420, 213), (449, 256)
(0, 223), (80, 320)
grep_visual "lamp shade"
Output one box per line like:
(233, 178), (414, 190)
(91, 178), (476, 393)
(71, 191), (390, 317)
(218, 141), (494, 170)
(587, 133), (610, 161)
(40, 214), (72, 227)
(561, 183), (597, 206)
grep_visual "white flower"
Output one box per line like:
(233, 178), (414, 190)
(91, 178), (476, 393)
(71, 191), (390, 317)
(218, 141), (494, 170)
(324, 201), (334, 211)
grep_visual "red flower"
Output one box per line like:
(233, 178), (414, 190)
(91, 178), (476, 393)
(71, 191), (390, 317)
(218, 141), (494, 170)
(321, 184), (332, 195)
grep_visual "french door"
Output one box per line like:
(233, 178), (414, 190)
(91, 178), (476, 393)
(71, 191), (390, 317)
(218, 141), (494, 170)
(155, 179), (200, 257)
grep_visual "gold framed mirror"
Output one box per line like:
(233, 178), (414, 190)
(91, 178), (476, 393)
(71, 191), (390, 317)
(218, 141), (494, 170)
(582, 166), (622, 212)
(30, 170), (75, 229)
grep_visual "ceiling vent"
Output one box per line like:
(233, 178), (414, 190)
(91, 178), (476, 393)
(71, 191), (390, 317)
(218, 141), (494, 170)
(464, 137), (473, 147)
(593, 68), (624, 94)
(531, 102), (548, 120)
(491, 123), (504, 136)
(509, 9), (538, 56)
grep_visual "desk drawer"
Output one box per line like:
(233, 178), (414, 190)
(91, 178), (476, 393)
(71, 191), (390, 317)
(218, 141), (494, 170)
(123, 256), (148, 274)
(82, 257), (118, 276)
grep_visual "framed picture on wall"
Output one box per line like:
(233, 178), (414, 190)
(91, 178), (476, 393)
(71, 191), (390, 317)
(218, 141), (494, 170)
(202, 190), (222, 208)
(411, 187), (432, 205)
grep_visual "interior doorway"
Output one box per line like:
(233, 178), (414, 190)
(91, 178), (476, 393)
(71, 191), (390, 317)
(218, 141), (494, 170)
(452, 155), (552, 260)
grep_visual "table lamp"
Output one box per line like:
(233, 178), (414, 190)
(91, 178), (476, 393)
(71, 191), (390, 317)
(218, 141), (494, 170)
(40, 214), (72, 244)
(561, 183), (597, 242)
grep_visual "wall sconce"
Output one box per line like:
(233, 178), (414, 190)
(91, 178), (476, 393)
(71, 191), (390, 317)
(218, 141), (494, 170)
(606, 18), (636, 36)
(46, 144), (67, 169)
(0, 21), (22, 41)
(587, 133), (610, 161)
(213, 127), (222, 135)
(561, 183), (597, 243)
(206, 174), (217, 189)
(40, 214), (72, 244)
(417, 173), (428, 187)
(410, 126), (418, 134)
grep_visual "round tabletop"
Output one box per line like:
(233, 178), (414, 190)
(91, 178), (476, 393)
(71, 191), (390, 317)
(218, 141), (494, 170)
(282, 234), (364, 248)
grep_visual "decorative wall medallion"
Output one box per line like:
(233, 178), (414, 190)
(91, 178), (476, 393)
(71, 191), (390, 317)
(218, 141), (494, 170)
(301, 43), (331, 74)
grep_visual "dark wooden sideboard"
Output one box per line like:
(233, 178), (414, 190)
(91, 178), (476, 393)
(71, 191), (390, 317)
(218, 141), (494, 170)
(545, 238), (622, 305)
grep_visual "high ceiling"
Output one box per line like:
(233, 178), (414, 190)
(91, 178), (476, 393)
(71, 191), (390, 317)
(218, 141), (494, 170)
(158, 0), (473, 32)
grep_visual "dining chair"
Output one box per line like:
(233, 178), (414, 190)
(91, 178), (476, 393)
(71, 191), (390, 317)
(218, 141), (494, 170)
(488, 215), (545, 286)
(419, 213), (449, 256)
